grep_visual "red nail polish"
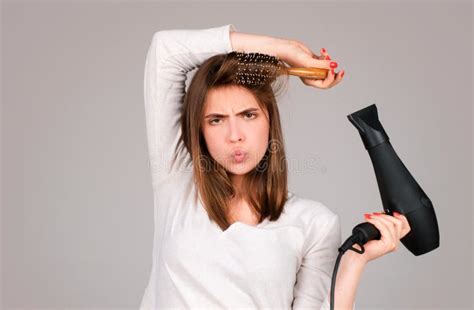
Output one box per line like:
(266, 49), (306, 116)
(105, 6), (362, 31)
(364, 213), (372, 219)
(325, 55), (331, 60)
(331, 68), (334, 74)
(321, 48), (326, 53)
(330, 62), (338, 69)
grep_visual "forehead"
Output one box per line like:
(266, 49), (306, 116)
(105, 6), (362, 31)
(204, 85), (260, 111)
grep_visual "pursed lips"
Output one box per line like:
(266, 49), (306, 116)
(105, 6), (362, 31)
(232, 149), (245, 155)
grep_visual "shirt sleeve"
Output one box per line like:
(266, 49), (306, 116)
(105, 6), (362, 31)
(143, 24), (237, 190)
(292, 213), (356, 310)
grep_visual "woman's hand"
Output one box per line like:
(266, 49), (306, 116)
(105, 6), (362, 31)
(353, 212), (412, 264)
(230, 32), (344, 90)
(278, 40), (345, 90)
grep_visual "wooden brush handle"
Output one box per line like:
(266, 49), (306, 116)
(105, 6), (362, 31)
(285, 67), (328, 80)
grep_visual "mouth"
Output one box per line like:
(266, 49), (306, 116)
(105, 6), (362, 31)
(231, 150), (247, 163)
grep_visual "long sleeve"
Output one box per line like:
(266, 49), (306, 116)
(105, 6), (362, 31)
(293, 213), (356, 310)
(143, 24), (237, 190)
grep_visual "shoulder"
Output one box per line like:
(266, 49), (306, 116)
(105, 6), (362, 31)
(285, 191), (338, 226)
(284, 192), (341, 248)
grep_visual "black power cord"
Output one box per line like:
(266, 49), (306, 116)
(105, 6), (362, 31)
(330, 222), (381, 310)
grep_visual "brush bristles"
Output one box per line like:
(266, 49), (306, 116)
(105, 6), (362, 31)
(232, 51), (282, 86)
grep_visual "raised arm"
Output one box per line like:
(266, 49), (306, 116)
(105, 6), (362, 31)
(143, 24), (236, 189)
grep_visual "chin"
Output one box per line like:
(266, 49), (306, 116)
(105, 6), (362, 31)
(225, 164), (253, 176)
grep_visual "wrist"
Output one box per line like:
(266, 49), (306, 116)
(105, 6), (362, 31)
(341, 249), (368, 268)
(345, 243), (376, 266)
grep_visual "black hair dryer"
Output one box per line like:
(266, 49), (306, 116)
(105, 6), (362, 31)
(347, 104), (440, 256)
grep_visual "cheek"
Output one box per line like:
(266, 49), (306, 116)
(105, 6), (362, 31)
(251, 119), (270, 152)
(202, 128), (223, 155)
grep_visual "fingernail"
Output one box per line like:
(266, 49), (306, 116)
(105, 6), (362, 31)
(373, 212), (382, 216)
(330, 62), (338, 69)
(321, 48), (326, 53)
(341, 71), (345, 78)
(364, 213), (372, 219)
(331, 68), (334, 74)
(325, 55), (331, 60)
(393, 211), (401, 217)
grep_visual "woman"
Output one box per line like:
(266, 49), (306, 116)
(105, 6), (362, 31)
(140, 24), (411, 309)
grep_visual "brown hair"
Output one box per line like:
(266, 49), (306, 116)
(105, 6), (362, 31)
(178, 51), (290, 231)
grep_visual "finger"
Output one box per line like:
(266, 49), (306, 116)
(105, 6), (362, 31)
(310, 69), (335, 89)
(312, 50), (327, 60)
(371, 214), (397, 240)
(295, 41), (333, 63)
(294, 50), (334, 73)
(323, 68), (336, 88)
(312, 53), (323, 60)
(313, 53), (326, 61)
(320, 48), (329, 58)
(365, 215), (392, 242)
(321, 48), (335, 63)
(391, 212), (410, 237)
(311, 79), (326, 89)
(393, 212), (412, 237)
(365, 215), (397, 251)
(310, 57), (337, 70)
(327, 70), (344, 88)
(294, 48), (336, 73)
(373, 213), (403, 240)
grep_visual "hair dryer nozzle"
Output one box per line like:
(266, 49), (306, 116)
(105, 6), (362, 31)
(347, 104), (389, 150)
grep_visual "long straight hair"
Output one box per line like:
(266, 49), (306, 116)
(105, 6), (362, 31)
(179, 52), (290, 231)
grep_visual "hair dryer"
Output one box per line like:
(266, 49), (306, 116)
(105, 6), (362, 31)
(330, 103), (440, 310)
(344, 103), (440, 256)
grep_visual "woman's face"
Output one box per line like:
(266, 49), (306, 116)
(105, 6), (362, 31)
(201, 85), (270, 176)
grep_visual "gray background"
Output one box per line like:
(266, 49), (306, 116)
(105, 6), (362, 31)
(1, 0), (472, 309)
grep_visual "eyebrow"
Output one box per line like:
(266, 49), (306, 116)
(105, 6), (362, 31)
(204, 107), (260, 119)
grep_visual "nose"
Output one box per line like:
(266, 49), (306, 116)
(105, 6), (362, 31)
(228, 117), (245, 143)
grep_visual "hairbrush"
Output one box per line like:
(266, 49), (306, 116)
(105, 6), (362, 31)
(232, 51), (329, 86)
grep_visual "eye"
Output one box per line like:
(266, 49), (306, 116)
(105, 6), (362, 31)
(243, 112), (257, 119)
(209, 118), (222, 125)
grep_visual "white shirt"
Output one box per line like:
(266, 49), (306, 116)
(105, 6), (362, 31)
(140, 24), (354, 310)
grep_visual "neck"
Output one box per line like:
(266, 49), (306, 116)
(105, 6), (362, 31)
(229, 173), (245, 199)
